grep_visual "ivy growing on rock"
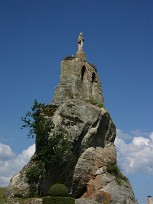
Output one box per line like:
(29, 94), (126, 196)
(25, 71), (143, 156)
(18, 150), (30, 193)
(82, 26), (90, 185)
(85, 98), (104, 108)
(26, 163), (44, 197)
(22, 100), (72, 197)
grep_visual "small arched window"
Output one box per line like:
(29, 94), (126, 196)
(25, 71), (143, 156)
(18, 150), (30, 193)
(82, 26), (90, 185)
(81, 66), (86, 81)
(91, 72), (96, 83)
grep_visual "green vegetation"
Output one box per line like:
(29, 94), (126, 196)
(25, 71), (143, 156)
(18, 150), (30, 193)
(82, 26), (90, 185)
(0, 187), (29, 204)
(22, 100), (72, 197)
(43, 197), (75, 204)
(0, 185), (74, 204)
(21, 100), (57, 139)
(0, 187), (7, 204)
(43, 184), (75, 204)
(86, 98), (104, 108)
(107, 164), (128, 185)
(26, 163), (45, 197)
(48, 184), (68, 197)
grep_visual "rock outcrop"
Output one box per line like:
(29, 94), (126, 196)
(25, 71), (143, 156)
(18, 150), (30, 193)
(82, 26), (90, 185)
(8, 40), (137, 203)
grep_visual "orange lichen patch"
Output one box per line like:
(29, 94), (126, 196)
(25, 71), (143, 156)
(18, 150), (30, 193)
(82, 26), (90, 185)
(82, 182), (95, 198)
(82, 180), (112, 204)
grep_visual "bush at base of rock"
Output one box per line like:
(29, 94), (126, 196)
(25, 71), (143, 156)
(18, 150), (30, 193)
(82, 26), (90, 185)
(43, 184), (75, 204)
(48, 184), (68, 197)
(43, 196), (75, 204)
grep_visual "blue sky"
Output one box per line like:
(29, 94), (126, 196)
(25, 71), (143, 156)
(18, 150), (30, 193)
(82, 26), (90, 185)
(0, 0), (153, 203)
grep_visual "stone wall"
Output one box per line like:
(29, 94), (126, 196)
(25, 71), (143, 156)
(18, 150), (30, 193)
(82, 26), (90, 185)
(53, 57), (104, 104)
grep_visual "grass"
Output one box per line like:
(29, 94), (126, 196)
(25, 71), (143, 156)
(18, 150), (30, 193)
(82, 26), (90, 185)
(0, 187), (30, 204)
(86, 98), (104, 108)
(0, 187), (7, 204)
(107, 164), (128, 186)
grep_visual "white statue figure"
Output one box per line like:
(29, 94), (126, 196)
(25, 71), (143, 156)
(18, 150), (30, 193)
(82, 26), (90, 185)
(78, 32), (84, 51)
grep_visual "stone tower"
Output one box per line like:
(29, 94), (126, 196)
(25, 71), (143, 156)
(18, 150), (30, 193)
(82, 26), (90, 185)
(53, 33), (104, 104)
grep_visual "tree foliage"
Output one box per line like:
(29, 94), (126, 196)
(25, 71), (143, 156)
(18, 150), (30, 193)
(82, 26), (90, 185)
(21, 100), (46, 138)
(21, 100), (72, 196)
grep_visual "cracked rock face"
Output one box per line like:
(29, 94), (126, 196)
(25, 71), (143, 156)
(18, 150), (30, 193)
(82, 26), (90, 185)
(8, 57), (137, 203)
(39, 99), (116, 196)
(74, 146), (137, 204)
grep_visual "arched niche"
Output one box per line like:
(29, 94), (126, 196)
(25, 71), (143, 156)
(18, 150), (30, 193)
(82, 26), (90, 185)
(91, 72), (96, 83)
(81, 65), (87, 81)
(81, 65), (88, 98)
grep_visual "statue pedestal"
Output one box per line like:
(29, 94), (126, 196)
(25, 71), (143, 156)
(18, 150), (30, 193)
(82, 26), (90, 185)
(76, 51), (86, 61)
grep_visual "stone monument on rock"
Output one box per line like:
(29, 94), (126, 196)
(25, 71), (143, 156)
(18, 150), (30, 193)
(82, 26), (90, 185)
(76, 32), (86, 61)
(7, 33), (138, 204)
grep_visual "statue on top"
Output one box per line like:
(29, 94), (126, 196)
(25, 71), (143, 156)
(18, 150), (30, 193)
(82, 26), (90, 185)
(78, 32), (84, 52)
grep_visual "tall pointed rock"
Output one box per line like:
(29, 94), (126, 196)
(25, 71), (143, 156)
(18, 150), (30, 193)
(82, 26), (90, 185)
(8, 33), (137, 204)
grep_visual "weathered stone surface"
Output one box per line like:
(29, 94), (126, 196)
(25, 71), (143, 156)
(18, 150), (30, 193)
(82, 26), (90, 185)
(8, 99), (116, 198)
(26, 198), (42, 204)
(71, 146), (137, 204)
(75, 198), (100, 204)
(53, 58), (104, 104)
(8, 54), (137, 203)
(5, 198), (43, 204)
(76, 50), (86, 61)
(7, 154), (38, 198)
(71, 146), (116, 197)
(39, 99), (116, 195)
(101, 180), (137, 204)
(7, 172), (30, 197)
(52, 99), (115, 148)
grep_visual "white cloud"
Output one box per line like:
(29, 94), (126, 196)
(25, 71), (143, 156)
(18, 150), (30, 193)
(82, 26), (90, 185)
(1, 129), (153, 186)
(132, 137), (150, 146)
(0, 143), (35, 186)
(0, 143), (15, 160)
(115, 129), (153, 174)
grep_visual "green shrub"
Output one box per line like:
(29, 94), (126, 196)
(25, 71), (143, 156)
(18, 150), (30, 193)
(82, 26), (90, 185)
(48, 184), (68, 197)
(22, 100), (72, 196)
(43, 196), (75, 204)
(86, 98), (104, 108)
(26, 165), (42, 184)
(116, 178), (124, 186)
(107, 164), (128, 185)
(43, 184), (75, 204)
(26, 163), (45, 197)
(107, 164), (120, 177)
